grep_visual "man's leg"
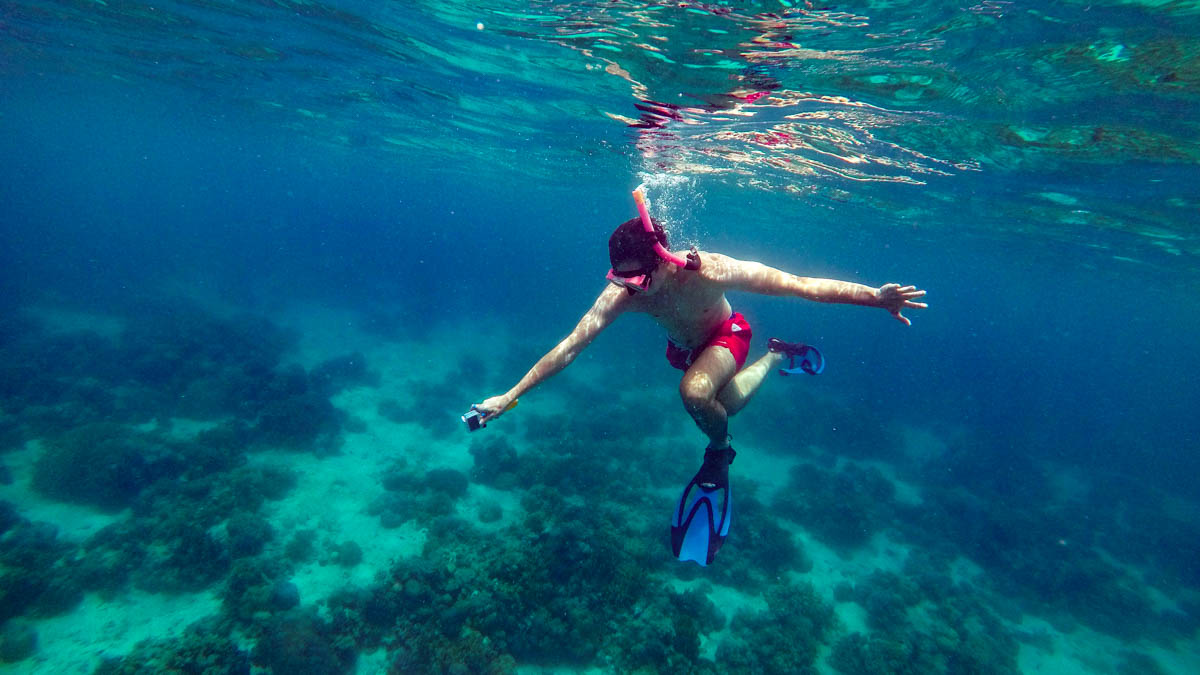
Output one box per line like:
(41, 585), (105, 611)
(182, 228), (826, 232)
(717, 350), (785, 416)
(679, 346), (739, 449)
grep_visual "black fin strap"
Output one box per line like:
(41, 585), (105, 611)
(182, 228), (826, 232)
(704, 445), (736, 465)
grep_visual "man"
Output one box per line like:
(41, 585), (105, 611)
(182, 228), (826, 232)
(475, 189), (926, 565)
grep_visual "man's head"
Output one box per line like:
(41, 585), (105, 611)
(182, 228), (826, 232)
(608, 215), (668, 276)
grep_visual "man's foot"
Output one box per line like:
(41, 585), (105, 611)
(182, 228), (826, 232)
(767, 337), (807, 356)
(696, 445), (736, 489)
(767, 338), (825, 376)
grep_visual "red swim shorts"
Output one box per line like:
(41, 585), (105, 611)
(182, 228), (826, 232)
(665, 312), (753, 372)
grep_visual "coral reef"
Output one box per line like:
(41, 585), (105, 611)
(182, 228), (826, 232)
(776, 461), (897, 553)
(331, 540), (362, 567)
(469, 435), (520, 490)
(371, 465), (473, 528)
(252, 610), (356, 674)
(3, 297), (1198, 675)
(33, 423), (192, 511)
(0, 518), (83, 622)
(831, 566), (1019, 675)
(226, 513), (274, 558)
(222, 556), (293, 622)
(0, 620), (38, 663)
(717, 582), (837, 674)
(309, 352), (379, 396)
(68, 462), (296, 598)
(93, 618), (249, 675)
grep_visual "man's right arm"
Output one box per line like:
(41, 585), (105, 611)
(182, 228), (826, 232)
(478, 284), (628, 422)
(701, 252), (927, 325)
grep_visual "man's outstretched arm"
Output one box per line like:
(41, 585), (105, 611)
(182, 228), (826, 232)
(476, 285), (628, 423)
(703, 252), (928, 325)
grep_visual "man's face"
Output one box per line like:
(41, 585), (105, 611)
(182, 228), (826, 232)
(607, 258), (657, 293)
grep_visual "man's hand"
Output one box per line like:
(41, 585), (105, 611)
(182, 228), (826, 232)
(876, 283), (928, 326)
(476, 395), (516, 425)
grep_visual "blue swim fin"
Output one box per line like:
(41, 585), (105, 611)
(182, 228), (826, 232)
(767, 337), (825, 376)
(671, 446), (735, 566)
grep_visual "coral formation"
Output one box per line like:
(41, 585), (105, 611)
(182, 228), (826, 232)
(0, 619), (38, 663)
(93, 619), (249, 675)
(33, 423), (192, 510)
(717, 582), (837, 674)
(1, 299), (1197, 674)
(777, 461), (897, 553)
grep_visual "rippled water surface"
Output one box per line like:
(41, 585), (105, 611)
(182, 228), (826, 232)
(6, 0), (1198, 255)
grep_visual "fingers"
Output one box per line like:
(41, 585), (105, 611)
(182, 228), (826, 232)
(473, 403), (497, 425)
(884, 284), (925, 324)
(884, 285), (925, 296)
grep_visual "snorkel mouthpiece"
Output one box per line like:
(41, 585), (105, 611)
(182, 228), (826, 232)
(633, 185), (701, 271)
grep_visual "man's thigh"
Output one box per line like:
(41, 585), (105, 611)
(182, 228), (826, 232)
(680, 345), (739, 399)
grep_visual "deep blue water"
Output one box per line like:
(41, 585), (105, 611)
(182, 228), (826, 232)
(2, 0), (1200, 673)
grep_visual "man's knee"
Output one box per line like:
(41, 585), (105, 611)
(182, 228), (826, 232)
(679, 375), (717, 411)
(716, 382), (743, 415)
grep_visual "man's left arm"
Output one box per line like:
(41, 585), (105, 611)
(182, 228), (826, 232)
(703, 252), (928, 325)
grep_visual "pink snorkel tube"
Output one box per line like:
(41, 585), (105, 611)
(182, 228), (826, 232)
(632, 184), (701, 271)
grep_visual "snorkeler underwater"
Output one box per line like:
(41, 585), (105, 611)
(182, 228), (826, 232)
(2, 0), (1199, 673)
(471, 185), (926, 566)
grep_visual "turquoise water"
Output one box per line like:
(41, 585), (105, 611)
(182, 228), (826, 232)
(2, 0), (1199, 673)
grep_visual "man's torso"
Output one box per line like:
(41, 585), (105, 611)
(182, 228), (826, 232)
(627, 262), (731, 349)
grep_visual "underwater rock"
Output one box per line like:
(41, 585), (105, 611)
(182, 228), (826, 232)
(469, 436), (519, 490)
(425, 469), (469, 498)
(309, 352), (379, 396)
(138, 525), (230, 594)
(477, 501), (503, 524)
(380, 463), (408, 492)
(0, 500), (18, 535)
(252, 611), (353, 674)
(779, 461), (897, 553)
(0, 414), (23, 454)
(32, 423), (189, 510)
(333, 541), (362, 567)
(253, 391), (344, 454)
(376, 398), (407, 424)
(717, 581), (837, 673)
(0, 520), (83, 621)
(379, 510), (407, 530)
(0, 620), (37, 663)
(226, 513), (274, 558)
(92, 618), (249, 674)
(285, 529), (318, 563)
(223, 557), (289, 622)
(342, 415), (368, 433)
(270, 580), (300, 611)
(388, 376), (466, 440)
(1117, 649), (1166, 675)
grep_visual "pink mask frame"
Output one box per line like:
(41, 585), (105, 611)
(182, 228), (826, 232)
(605, 268), (652, 292)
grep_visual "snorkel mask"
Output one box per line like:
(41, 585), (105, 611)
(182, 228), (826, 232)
(606, 266), (656, 293)
(606, 185), (701, 293)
